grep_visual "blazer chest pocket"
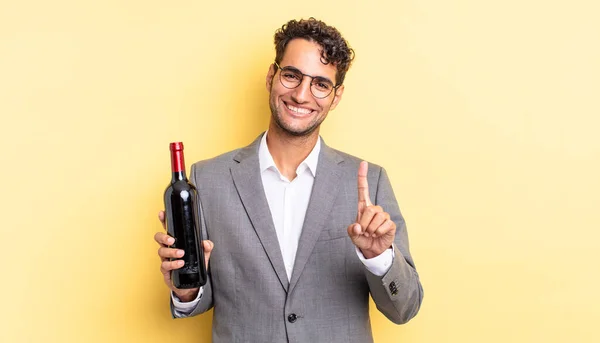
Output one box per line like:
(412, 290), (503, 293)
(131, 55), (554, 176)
(317, 227), (349, 241)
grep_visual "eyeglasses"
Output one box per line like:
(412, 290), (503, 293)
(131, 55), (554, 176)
(274, 62), (340, 99)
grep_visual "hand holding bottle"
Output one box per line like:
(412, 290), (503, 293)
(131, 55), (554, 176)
(155, 210), (214, 302)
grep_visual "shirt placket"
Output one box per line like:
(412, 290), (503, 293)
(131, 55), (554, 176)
(283, 180), (295, 279)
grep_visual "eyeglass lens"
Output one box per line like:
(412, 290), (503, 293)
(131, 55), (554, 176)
(279, 67), (334, 98)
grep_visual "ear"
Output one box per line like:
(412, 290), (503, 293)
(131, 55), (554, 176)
(329, 84), (345, 111)
(266, 64), (276, 92)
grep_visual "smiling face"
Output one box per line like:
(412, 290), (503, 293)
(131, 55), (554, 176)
(266, 38), (345, 137)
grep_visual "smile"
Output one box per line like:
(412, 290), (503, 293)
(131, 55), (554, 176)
(284, 101), (313, 115)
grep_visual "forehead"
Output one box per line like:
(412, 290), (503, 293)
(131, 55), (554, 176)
(280, 38), (337, 81)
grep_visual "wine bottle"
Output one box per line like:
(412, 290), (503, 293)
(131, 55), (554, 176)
(164, 142), (207, 288)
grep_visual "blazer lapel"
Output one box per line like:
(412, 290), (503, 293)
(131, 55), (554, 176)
(288, 141), (344, 293)
(230, 134), (290, 292)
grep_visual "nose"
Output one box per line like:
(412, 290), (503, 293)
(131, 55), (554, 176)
(291, 77), (312, 103)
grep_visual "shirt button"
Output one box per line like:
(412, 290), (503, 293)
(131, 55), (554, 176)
(287, 313), (297, 323)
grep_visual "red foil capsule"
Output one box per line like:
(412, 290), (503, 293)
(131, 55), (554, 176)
(169, 142), (185, 173)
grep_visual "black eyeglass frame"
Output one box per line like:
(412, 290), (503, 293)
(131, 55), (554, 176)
(274, 62), (341, 99)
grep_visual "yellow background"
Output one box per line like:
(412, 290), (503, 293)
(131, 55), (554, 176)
(1, 0), (599, 342)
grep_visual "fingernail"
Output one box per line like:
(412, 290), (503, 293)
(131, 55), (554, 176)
(177, 250), (184, 257)
(178, 260), (184, 266)
(168, 238), (175, 245)
(364, 232), (370, 237)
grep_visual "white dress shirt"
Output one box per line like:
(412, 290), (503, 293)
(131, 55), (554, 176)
(172, 132), (394, 316)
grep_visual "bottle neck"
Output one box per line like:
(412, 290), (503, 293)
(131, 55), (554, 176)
(170, 149), (187, 182)
(171, 171), (187, 182)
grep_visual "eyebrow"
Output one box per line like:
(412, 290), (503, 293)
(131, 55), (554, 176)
(282, 65), (335, 85)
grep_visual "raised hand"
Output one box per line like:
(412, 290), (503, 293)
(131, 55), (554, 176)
(154, 210), (214, 302)
(347, 161), (396, 259)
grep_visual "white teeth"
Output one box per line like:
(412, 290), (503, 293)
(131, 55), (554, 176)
(286, 103), (312, 114)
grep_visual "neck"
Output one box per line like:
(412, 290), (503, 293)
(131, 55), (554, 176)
(266, 121), (319, 181)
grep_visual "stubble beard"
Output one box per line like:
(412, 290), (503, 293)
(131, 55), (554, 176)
(269, 94), (327, 138)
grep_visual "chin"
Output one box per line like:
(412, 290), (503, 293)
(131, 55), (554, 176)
(270, 114), (309, 136)
(277, 119), (321, 137)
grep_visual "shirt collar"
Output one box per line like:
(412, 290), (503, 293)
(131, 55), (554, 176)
(259, 131), (321, 178)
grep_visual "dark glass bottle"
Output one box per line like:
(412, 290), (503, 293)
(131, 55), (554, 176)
(164, 142), (207, 288)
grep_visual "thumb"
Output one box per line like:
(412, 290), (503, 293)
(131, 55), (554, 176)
(347, 223), (362, 238)
(158, 210), (167, 231)
(202, 240), (214, 270)
(202, 240), (214, 255)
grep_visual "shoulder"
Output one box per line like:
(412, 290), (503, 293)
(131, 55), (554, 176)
(190, 149), (241, 174)
(325, 145), (384, 178)
(190, 133), (262, 175)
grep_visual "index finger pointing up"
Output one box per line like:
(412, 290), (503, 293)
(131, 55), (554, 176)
(357, 161), (372, 216)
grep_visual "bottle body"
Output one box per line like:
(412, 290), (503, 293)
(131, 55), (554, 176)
(163, 143), (207, 288)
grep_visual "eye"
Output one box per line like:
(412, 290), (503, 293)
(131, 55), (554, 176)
(282, 71), (301, 81)
(313, 79), (332, 91)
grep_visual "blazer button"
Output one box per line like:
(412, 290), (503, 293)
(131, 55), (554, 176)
(287, 313), (297, 323)
(389, 281), (398, 296)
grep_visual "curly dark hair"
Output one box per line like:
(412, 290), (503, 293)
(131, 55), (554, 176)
(274, 18), (355, 86)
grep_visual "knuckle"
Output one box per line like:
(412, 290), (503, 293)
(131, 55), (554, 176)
(384, 220), (395, 232)
(367, 223), (377, 233)
(375, 212), (386, 220)
(358, 218), (368, 228)
(376, 220), (391, 232)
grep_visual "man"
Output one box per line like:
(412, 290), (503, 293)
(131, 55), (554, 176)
(154, 18), (423, 343)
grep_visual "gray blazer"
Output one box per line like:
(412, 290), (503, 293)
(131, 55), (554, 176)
(170, 134), (423, 343)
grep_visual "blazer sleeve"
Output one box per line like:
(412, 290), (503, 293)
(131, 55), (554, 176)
(365, 166), (424, 324)
(169, 162), (215, 318)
